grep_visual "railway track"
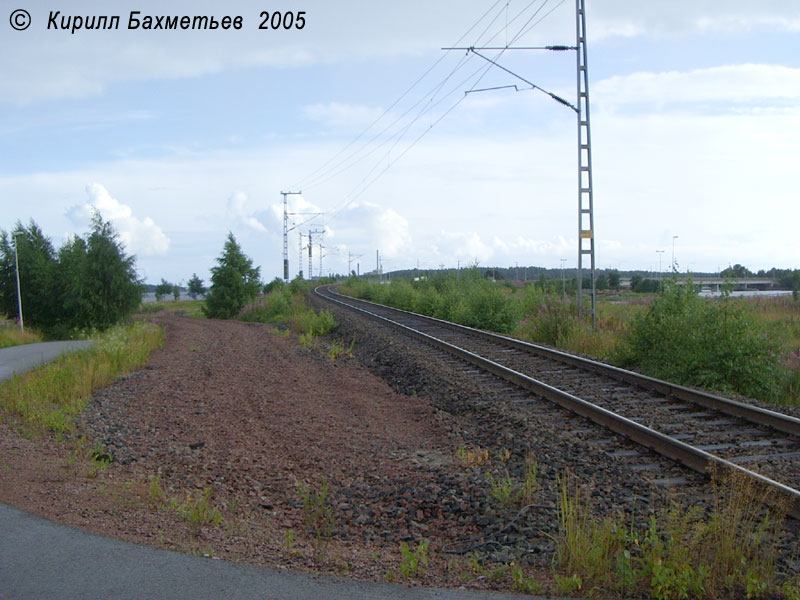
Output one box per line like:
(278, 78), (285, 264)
(315, 284), (800, 519)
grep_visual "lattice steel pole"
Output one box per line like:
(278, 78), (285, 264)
(281, 191), (301, 283)
(576, 0), (596, 328)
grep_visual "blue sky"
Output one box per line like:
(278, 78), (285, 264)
(2, 1), (799, 284)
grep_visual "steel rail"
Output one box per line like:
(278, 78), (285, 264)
(315, 284), (800, 519)
(320, 286), (800, 437)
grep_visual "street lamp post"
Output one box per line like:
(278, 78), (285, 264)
(656, 250), (664, 279)
(672, 236), (679, 273)
(13, 232), (24, 332)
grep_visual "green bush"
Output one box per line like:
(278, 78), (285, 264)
(616, 281), (786, 401)
(516, 294), (578, 346)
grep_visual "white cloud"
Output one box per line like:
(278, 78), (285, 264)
(589, 0), (800, 39)
(70, 183), (170, 255)
(595, 64), (800, 112)
(301, 103), (385, 129)
(228, 191), (268, 233)
(336, 201), (412, 259)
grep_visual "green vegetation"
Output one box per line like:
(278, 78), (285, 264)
(186, 273), (206, 298)
(342, 272), (800, 405)
(147, 474), (223, 534)
(616, 281), (790, 402)
(0, 321), (164, 433)
(138, 299), (206, 318)
(0, 323), (43, 348)
(552, 470), (792, 599)
(170, 488), (224, 532)
(296, 478), (335, 560)
(154, 278), (178, 302)
(0, 216), (142, 338)
(239, 278), (337, 341)
(202, 233), (262, 319)
(398, 540), (430, 578)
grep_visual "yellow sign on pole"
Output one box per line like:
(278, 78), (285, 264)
(580, 230), (593, 239)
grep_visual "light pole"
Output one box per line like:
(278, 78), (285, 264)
(671, 236), (679, 273)
(13, 232), (24, 332)
(656, 250), (664, 279)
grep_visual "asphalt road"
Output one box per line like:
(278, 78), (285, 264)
(0, 340), (94, 382)
(0, 503), (538, 600)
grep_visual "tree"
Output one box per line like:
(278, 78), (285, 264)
(1, 215), (141, 336)
(155, 278), (173, 302)
(721, 263), (753, 279)
(202, 233), (261, 319)
(0, 221), (58, 331)
(608, 270), (621, 291)
(172, 284), (180, 301)
(187, 273), (206, 298)
(53, 235), (90, 336)
(81, 213), (142, 330)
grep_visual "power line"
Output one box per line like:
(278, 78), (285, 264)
(290, 0), (508, 191)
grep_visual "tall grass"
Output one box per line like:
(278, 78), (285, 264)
(138, 299), (205, 318)
(554, 469), (790, 599)
(239, 280), (337, 337)
(0, 323), (43, 348)
(0, 321), (164, 433)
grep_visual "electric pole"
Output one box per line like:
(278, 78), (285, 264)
(442, 0), (598, 327)
(281, 191), (301, 283)
(348, 252), (362, 277)
(298, 233), (305, 280)
(309, 228), (325, 280)
(575, 0), (596, 327)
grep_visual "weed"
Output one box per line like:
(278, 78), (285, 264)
(456, 446), (490, 467)
(519, 454), (539, 505)
(486, 455), (538, 507)
(326, 340), (353, 361)
(296, 479), (334, 561)
(170, 488), (223, 532)
(398, 540), (429, 579)
(148, 474), (167, 505)
(554, 573), (584, 596)
(551, 468), (787, 598)
(486, 472), (515, 506)
(298, 331), (314, 348)
(284, 528), (296, 554)
(510, 563), (545, 594)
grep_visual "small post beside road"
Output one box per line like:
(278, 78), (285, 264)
(13, 232), (24, 332)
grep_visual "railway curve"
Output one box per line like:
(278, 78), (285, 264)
(314, 284), (800, 520)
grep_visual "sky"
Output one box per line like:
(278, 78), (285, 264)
(1, 0), (799, 285)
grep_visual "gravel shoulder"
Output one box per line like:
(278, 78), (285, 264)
(0, 313), (525, 592)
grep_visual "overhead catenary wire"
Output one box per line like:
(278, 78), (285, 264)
(295, 0), (518, 193)
(327, 1), (563, 220)
(289, 0), (508, 191)
(290, 0), (566, 226)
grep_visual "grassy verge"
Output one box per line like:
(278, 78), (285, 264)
(0, 321), (164, 434)
(0, 324), (44, 348)
(138, 299), (205, 318)
(553, 469), (796, 599)
(239, 280), (337, 344)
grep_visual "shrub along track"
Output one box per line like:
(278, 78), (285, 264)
(313, 285), (800, 575)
